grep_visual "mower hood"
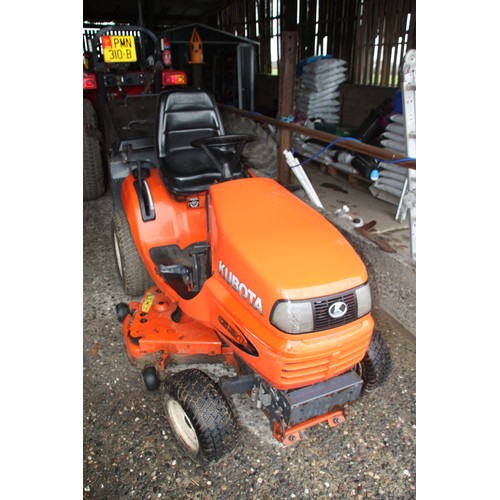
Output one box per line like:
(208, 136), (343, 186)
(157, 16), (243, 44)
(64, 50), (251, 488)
(208, 177), (368, 319)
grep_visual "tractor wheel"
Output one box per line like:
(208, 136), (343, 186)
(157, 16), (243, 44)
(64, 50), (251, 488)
(83, 98), (106, 201)
(111, 209), (153, 297)
(356, 330), (391, 395)
(164, 369), (239, 464)
(220, 110), (277, 178)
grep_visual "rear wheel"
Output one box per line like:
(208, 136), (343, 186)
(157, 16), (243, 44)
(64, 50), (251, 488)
(111, 209), (153, 296)
(356, 330), (391, 394)
(164, 369), (239, 464)
(83, 99), (106, 201)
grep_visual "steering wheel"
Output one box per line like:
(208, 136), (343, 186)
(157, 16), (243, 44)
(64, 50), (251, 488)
(191, 134), (256, 180)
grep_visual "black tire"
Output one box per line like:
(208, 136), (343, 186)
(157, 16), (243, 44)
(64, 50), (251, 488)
(164, 369), (239, 464)
(220, 111), (277, 178)
(142, 366), (161, 391)
(111, 209), (153, 297)
(356, 330), (391, 395)
(83, 98), (106, 201)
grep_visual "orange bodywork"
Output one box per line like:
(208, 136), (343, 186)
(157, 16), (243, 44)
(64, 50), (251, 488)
(121, 168), (208, 303)
(120, 171), (373, 391)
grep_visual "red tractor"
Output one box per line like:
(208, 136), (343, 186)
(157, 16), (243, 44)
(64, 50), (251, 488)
(83, 25), (187, 202)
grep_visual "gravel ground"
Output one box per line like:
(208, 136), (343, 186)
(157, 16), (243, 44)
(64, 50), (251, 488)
(83, 191), (416, 500)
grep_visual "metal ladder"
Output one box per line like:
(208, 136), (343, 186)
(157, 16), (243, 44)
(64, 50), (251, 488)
(396, 49), (416, 262)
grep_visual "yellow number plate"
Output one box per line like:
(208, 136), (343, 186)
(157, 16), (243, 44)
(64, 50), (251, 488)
(102, 35), (137, 63)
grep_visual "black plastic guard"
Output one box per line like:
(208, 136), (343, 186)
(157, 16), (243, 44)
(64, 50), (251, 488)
(276, 371), (363, 427)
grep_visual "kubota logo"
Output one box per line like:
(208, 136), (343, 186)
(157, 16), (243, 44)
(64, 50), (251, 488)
(328, 301), (348, 319)
(218, 260), (263, 315)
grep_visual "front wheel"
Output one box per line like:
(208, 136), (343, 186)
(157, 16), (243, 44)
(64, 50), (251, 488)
(356, 330), (391, 394)
(163, 369), (239, 464)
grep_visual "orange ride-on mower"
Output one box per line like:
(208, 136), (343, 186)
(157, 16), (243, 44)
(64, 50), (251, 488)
(112, 89), (391, 464)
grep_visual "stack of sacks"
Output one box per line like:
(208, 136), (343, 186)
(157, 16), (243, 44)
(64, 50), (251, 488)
(296, 58), (347, 124)
(379, 113), (406, 153)
(369, 113), (408, 206)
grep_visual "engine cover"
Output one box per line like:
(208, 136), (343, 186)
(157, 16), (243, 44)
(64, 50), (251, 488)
(209, 177), (368, 319)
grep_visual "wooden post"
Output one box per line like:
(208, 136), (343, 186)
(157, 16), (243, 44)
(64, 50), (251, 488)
(277, 31), (298, 186)
(282, 0), (297, 31)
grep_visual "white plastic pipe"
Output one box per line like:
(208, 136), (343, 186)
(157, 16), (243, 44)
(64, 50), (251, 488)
(283, 150), (324, 209)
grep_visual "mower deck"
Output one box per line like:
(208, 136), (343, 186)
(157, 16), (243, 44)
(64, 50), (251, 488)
(123, 287), (231, 370)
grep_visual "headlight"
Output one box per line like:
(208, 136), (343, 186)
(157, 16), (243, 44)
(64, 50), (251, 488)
(355, 282), (372, 318)
(270, 283), (372, 334)
(270, 300), (314, 334)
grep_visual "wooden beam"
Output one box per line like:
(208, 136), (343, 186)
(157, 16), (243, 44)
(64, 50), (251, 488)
(277, 31), (298, 186)
(219, 104), (416, 170)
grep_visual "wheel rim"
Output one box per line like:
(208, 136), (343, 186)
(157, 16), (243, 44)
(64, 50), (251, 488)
(113, 231), (123, 278)
(166, 399), (199, 453)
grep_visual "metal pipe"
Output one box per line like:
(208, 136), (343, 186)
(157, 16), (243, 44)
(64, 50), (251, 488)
(219, 104), (416, 170)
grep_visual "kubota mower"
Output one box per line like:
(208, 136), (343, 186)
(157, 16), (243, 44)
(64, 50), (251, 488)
(112, 89), (391, 464)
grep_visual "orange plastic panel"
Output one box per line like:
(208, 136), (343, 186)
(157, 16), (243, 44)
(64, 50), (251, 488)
(120, 169), (209, 299)
(209, 177), (368, 317)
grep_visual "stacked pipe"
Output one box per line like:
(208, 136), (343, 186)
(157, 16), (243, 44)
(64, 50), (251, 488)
(292, 134), (359, 176)
(369, 113), (408, 205)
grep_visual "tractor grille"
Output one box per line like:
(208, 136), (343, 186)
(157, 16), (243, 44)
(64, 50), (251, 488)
(280, 355), (332, 382)
(312, 291), (357, 331)
(279, 334), (369, 385)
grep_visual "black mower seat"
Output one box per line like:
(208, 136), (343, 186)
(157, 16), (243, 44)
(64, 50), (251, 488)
(155, 90), (244, 195)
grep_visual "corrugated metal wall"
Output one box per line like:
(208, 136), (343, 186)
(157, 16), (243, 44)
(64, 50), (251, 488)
(217, 0), (416, 87)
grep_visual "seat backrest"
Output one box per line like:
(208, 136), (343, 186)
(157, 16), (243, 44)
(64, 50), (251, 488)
(156, 90), (225, 159)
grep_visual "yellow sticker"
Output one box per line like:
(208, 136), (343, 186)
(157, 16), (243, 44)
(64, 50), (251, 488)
(142, 293), (155, 313)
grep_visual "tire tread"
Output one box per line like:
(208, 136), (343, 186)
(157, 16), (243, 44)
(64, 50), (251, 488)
(112, 209), (153, 296)
(359, 330), (391, 394)
(83, 98), (106, 201)
(165, 369), (239, 463)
